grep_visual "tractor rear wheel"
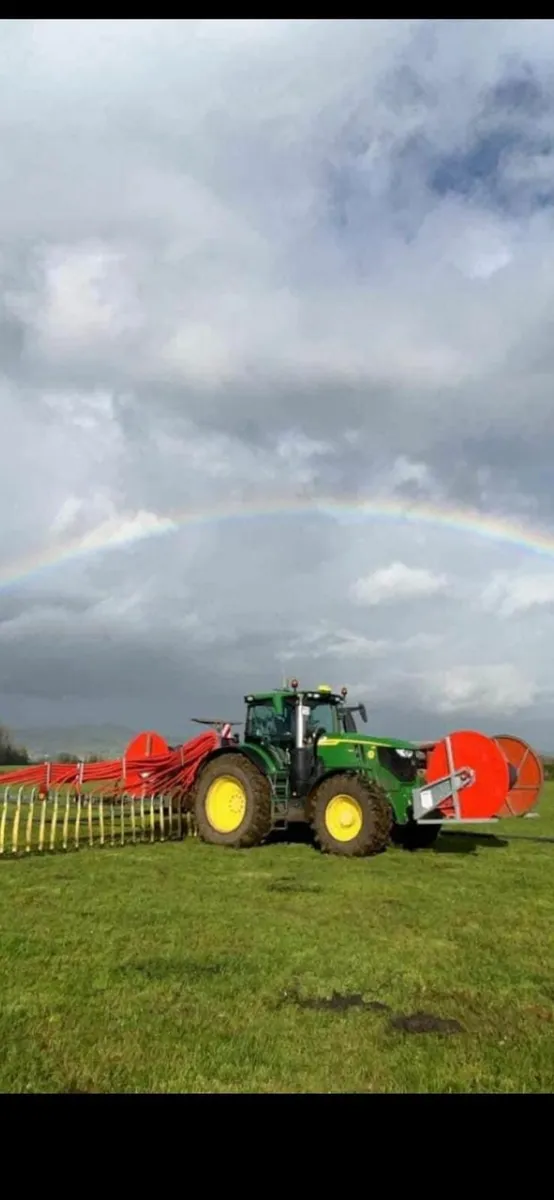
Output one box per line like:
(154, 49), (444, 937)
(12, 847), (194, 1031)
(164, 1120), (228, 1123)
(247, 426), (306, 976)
(310, 774), (392, 857)
(192, 754), (272, 849)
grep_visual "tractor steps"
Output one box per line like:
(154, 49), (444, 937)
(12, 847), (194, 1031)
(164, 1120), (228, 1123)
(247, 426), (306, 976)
(271, 771), (290, 828)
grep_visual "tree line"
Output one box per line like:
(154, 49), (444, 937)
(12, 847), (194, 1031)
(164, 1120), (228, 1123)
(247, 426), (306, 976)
(542, 757), (554, 781)
(0, 725), (30, 766)
(2, 720), (554, 777)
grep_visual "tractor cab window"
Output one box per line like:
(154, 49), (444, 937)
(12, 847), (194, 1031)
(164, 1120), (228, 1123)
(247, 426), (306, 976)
(305, 702), (337, 736)
(245, 702), (293, 743)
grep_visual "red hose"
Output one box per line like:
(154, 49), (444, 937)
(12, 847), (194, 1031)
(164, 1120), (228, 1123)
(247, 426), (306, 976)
(0, 730), (220, 798)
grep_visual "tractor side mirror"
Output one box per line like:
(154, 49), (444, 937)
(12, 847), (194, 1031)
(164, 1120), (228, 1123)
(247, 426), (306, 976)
(359, 704), (367, 723)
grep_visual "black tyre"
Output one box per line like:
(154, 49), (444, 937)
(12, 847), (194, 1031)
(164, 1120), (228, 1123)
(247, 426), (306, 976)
(310, 773), (392, 858)
(392, 820), (441, 850)
(192, 753), (272, 848)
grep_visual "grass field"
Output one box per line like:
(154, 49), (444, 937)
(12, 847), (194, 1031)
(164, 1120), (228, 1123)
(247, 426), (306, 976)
(0, 781), (553, 1093)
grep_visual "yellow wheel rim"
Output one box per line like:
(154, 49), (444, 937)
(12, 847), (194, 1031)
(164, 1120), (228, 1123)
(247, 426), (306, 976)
(324, 793), (363, 842)
(205, 775), (247, 834)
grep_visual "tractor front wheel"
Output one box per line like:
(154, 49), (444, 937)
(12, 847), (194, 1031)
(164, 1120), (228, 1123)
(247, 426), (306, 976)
(192, 754), (272, 849)
(310, 774), (392, 857)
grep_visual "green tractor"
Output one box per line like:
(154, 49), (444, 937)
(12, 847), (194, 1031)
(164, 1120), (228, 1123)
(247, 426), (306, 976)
(189, 681), (437, 856)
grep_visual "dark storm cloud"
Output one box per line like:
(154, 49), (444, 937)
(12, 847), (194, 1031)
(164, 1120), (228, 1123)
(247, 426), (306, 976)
(2, 19), (554, 739)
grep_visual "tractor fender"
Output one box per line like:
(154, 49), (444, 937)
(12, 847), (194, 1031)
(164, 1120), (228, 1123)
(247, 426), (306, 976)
(195, 744), (272, 779)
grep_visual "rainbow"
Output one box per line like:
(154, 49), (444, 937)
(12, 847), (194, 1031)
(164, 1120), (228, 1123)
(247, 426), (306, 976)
(1, 493), (553, 593)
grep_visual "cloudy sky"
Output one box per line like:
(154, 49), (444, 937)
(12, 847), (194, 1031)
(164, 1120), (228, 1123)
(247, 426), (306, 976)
(3, 18), (554, 748)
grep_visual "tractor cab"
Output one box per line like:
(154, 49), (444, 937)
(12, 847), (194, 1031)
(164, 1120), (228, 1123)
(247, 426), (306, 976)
(244, 685), (335, 745)
(244, 683), (361, 746)
(243, 681), (374, 813)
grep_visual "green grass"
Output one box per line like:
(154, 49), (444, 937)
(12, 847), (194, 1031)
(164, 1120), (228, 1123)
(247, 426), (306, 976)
(1, 786), (554, 1093)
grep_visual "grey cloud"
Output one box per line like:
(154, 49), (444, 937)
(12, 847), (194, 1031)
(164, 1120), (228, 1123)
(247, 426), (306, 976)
(1, 19), (554, 747)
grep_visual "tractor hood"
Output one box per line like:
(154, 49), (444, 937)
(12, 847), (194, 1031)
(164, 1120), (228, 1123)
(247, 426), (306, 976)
(319, 732), (421, 753)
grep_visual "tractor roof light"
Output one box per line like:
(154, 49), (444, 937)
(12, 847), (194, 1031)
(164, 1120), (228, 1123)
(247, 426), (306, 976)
(317, 684), (332, 693)
(340, 686), (348, 698)
(291, 678), (299, 690)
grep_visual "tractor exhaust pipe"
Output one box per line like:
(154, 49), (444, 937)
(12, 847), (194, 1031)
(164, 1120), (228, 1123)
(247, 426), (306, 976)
(291, 693), (313, 797)
(295, 694), (305, 749)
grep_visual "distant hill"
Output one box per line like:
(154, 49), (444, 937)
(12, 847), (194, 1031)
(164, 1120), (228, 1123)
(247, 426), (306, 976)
(12, 725), (178, 762)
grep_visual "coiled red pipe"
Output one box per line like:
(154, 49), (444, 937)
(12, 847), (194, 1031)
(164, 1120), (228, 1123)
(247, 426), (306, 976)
(0, 730), (220, 798)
